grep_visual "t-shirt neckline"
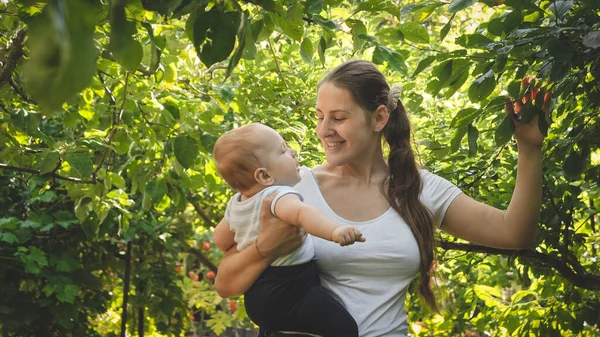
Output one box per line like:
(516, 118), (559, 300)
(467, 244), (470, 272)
(303, 166), (393, 225)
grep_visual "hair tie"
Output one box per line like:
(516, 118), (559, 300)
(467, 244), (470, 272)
(388, 85), (402, 111)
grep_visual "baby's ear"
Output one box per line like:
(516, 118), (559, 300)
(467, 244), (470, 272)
(254, 168), (274, 186)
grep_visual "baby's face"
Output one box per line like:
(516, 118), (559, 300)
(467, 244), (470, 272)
(257, 126), (301, 187)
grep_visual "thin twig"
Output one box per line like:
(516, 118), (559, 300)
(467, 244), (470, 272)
(267, 38), (290, 90)
(0, 163), (100, 184)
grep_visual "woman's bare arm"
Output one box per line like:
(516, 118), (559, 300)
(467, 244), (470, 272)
(214, 195), (304, 298)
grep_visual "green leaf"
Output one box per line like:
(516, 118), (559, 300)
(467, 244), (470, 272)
(474, 285), (506, 308)
(355, 0), (399, 17)
(112, 129), (131, 155)
(376, 46), (408, 76)
(306, 0), (324, 15)
(225, 13), (250, 81)
(456, 34), (494, 48)
(467, 124), (479, 157)
(440, 13), (454, 41)
(28, 247), (49, 268)
(255, 0), (275, 11)
(412, 56), (436, 78)
(0, 232), (19, 244)
(142, 22), (161, 74)
(64, 151), (93, 179)
(108, 3), (143, 72)
(300, 38), (314, 64)
(349, 19), (368, 52)
(56, 284), (78, 304)
(174, 134), (199, 169)
(563, 150), (584, 178)
(448, 0), (478, 13)
(145, 179), (167, 204)
(280, 4), (304, 41)
(450, 126), (467, 152)
(141, 0), (183, 15)
(494, 115), (513, 146)
(549, 0), (573, 18)
(37, 151), (61, 175)
(582, 31), (600, 49)
(200, 11), (241, 67)
(450, 108), (480, 128)
(22, 0), (99, 110)
(398, 23), (429, 44)
(313, 15), (341, 30)
(468, 70), (496, 103)
(318, 35), (327, 66)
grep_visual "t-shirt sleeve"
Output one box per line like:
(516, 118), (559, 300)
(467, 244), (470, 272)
(269, 186), (304, 216)
(223, 197), (234, 224)
(419, 169), (463, 228)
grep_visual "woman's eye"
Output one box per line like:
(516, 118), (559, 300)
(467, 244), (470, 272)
(334, 117), (345, 121)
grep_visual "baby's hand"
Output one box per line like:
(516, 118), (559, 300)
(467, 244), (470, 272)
(331, 226), (366, 246)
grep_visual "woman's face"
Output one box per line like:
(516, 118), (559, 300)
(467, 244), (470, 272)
(315, 82), (379, 166)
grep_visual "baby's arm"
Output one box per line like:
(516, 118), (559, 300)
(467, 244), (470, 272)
(214, 218), (236, 252)
(274, 194), (365, 246)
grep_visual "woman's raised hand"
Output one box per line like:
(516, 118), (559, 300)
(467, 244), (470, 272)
(256, 194), (304, 261)
(505, 76), (552, 149)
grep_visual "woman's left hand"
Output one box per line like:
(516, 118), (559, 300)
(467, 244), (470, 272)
(505, 76), (552, 149)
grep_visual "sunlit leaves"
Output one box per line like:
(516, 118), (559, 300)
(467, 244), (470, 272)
(398, 22), (429, 44)
(22, 0), (98, 110)
(109, 1), (143, 72)
(494, 114), (513, 145)
(187, 7), (241, 67)
(448, 0), (478, 13)
(468, 70), (496, 102)
(300, 38), (314, 64)
(64, 150), (93, 179)
(174, 134), (199, 169)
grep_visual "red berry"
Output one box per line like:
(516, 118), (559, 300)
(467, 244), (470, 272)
(190, 314), (195, 321)
(202, 241), (211, 251)
(188, 271), (198, 281)
(206, 271), (215, 280)
(229, 301), (237, 313)
(175, 265), (181, 273)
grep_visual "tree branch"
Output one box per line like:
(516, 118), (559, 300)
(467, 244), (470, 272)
(0, 28), (26, 89)
(187, 193), (217, 228)
(186, 246), (218, 273)
(439, 241), (600, 290)
(0, 163), (100, 184)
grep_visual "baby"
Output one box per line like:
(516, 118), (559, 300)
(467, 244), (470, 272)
(212, 123), (363, 336)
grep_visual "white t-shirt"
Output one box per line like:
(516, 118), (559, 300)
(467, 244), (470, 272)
(293, 166), (462, 337)
(225, 185), (314, 267)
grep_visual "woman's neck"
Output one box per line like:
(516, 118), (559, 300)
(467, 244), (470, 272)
(322, 155), (388, 185)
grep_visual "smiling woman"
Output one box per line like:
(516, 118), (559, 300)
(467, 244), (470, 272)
(214, 59), (548, 336)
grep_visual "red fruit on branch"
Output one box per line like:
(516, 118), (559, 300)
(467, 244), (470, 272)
(229, 300), (237, 313)
(206, 271), (215, 280)
(201, 241), (211, 251)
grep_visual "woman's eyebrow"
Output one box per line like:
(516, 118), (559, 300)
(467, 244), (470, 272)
(316, 107), (348, 113)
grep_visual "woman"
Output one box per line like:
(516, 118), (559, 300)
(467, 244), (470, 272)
(215, 60), (548, 336)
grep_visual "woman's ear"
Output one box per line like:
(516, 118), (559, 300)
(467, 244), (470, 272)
(254, 168), (274, 186)
(372, 104), (389, 132)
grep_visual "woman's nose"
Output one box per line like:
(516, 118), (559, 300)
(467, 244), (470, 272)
(317, 119), (334, 138)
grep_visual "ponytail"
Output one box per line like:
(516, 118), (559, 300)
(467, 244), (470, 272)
(384, 92), (439, 313)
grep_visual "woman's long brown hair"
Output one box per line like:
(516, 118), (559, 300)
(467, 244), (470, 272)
(319, 60), (439, 312)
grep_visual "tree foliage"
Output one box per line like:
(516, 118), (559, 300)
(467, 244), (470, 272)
(0, 0), (598, 336)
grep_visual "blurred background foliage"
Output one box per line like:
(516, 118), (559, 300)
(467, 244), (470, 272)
(0, 0), (598, 336)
